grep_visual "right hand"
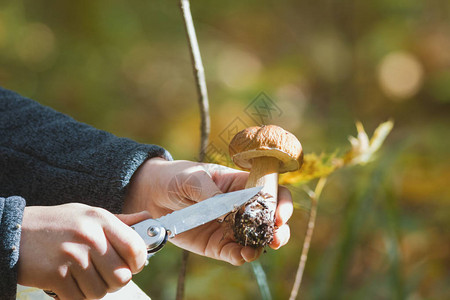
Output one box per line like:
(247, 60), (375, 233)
(17, 203), (149, 300)
(124, 159), (293, 266)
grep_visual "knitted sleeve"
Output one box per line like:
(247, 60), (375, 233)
(0, 87), (172, 213)
(0, 196), (26, 300)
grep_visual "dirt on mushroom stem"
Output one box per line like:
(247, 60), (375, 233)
(232, 192), (276, 248)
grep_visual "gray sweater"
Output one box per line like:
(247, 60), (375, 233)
(0, 87), (172, 299)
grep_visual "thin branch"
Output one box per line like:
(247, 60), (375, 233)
(177, 1), (211, 299)
(176, 250), (190, 300)
(289, 177), (327, 300)
(180, 0), (210, 161)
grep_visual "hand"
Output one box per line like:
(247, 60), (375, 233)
(17, 203), (149, 300)
(124, 159), (293, 266)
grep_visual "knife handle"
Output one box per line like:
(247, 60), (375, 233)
(131, 219), (168, 256)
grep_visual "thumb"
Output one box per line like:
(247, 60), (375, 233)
(116, 211), (152, 226)
(185, 169), (223, 202)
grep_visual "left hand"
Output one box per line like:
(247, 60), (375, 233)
(18, 204), (150, 299)
(123, 158), (293, 266)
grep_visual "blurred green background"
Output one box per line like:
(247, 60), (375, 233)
(1, 0), (449, 299)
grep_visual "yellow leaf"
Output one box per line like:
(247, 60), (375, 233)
(344, 120), (394, 165)
(280, 120), (393, 185)
(280, 153), (338, 185)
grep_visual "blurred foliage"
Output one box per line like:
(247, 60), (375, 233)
(280, 120), (394, 185)
(1, 0), (450, 299)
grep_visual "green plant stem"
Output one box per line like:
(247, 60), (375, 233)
(321, 152), (395, 299)
(251, 261), (273, 300)
(289, 177), (327, 300)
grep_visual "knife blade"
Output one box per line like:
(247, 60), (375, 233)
(157, 186), (262, 237)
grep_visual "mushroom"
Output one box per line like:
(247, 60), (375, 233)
(229, 125), (303, 247)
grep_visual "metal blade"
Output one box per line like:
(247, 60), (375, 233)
(157, 186), (262, 237)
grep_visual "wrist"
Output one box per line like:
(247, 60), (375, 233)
(123, 157), (167, 214)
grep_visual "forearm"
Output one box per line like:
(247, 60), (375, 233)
(0, 87), (172, 213)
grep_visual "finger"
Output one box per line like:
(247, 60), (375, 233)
(70, 258), (108, 299)
(116, 211), (151, 226)
(241, 246), (263, 263)
(270, 224), (291, 250)
(185, 169), (222, 202)
(204, 164), (249, 192)
(52, 272), (85, 300)
(219, 242), (246, 266)
(102, 213), (148, 274)
(196, 222), (244, 265)
(91, 240), (132, 292)
(275, 186), (293, 227)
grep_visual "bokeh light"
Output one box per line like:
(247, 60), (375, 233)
(275, 84), (307, 130)
(377, 51), (424, 101)
(216, 47), (262, 90)
(15, 23), (57, 71)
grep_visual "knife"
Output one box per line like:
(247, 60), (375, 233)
(43, 188), (263, 298)
(131, 186), (262, 258)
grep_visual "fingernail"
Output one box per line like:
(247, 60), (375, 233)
(248, 247), (262, 262)
(280, 207), (293, 224)
(115, 268), (132, 284)
(246, 251), (258, 262)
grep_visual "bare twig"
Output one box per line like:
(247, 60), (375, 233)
(180, 0), (210, 161)
(176, 1), (211, 299)
(176, 250), (190, 300)
(289, 177), (327, 300)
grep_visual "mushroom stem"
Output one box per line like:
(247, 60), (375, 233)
(245, 156), (279, 219)
(229, 125), (302, 247)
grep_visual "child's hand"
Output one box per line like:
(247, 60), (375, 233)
(18, 203), (150, 299)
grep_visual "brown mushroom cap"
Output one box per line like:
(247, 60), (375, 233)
(229, 125), (303, 173)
